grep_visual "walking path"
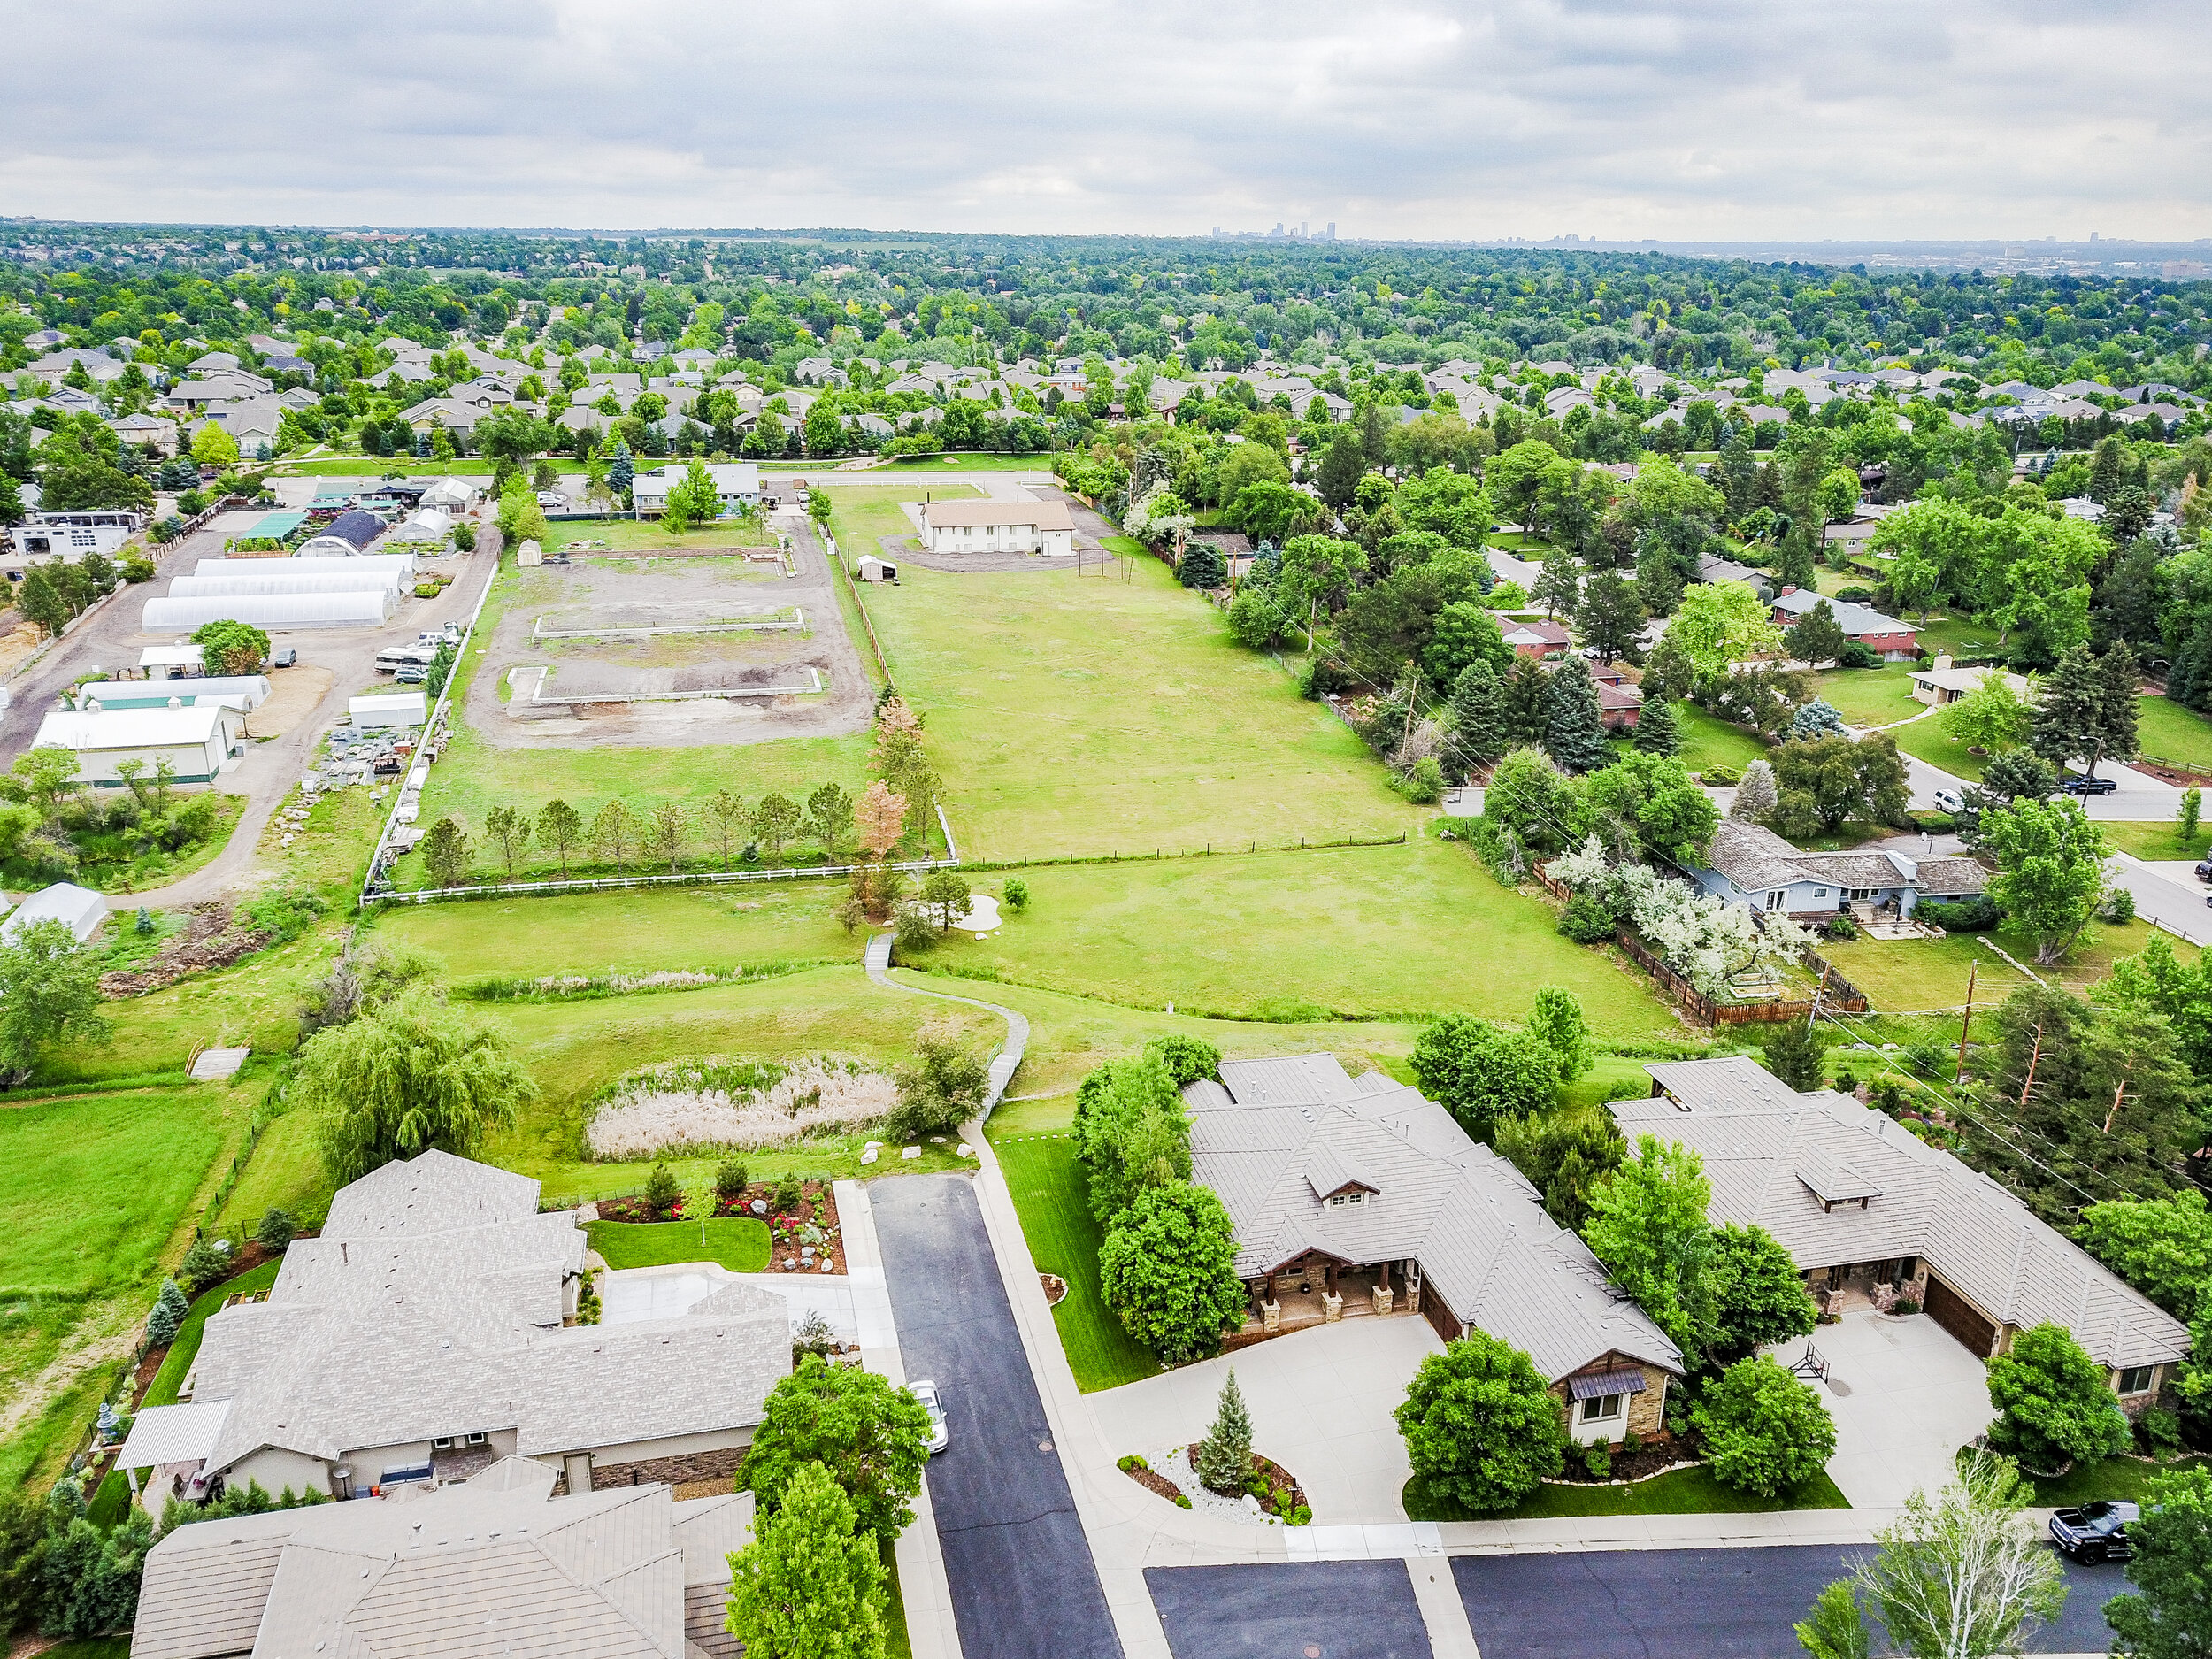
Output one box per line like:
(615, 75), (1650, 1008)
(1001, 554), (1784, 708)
(863, 933), (1027, 1108)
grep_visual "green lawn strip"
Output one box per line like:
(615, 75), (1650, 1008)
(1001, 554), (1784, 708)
(1913, 617), (2006, 657)
(2018, 1453), (2212, 1507)
(210, 1107), (336, 1234)
(2135, 696), (2212, 772)
(984, 1093), (1076, 1138)
(2101, 820), (2208, 862)
(1670, 704), (1770, 778)
(987, 1135), (1159, 1393)
(1818, 918), (2190, 1012)
(860, 553), (1415, 861)
(879, 1534), (912, 1659)
(583, 1217), (771, 1272)
(541, 518), (776, 553)
(1887, 718), (1990, 782)
(36, 1640), (130, 1659)
(870, 452), (1056, 472)
(905, 838), (1675, 1034)
(273, 457), (499, 476)
(1402, 1464), (1848, 1521)
(1809, 663), (1924, 727)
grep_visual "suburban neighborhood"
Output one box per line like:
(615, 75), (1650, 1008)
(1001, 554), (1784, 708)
(5, 18), (2212, 1656)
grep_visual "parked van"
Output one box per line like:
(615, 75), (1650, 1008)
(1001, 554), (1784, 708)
(373, 646), (439, 674)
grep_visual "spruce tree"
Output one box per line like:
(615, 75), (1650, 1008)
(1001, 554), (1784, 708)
(1196, 1369), (1254, 1493)
(606, 439), (635, 500)
(1449, 661), (1511, 770)
(1760, 1018), (1827, 1093)
(1577, 567), (1646, 665)
(1773, 527), (1818, 594)
(2031, 643), (2102, 775)
(1633, 696), (1680, 757)
(2086, 435), (2127, 504)
(1534, 545), (1581, 621)
(145, 1280), (189, 1347)
(1542, 657), (1613, 773)
(2095, 642), (2142, 774)
(1502, 656), (1550, 747)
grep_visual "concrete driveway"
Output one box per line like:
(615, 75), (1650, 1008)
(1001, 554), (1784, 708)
(1087, 1317), (1443, 1525)
(1766, 1308), (1993, 1509)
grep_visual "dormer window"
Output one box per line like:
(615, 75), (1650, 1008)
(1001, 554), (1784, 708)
(1327, 1191), (1367, 1208)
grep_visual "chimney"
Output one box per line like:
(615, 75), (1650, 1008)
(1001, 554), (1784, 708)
(1932, 652), (1952, 672)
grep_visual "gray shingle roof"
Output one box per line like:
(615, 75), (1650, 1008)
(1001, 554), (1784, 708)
(1616, 1060), (2190, 1369)
(181, 1152), (788, 1478)
(1191, 1056), (1681, 1381)
(134, 1457), (752, 1659)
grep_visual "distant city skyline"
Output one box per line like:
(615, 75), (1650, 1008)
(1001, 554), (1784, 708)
(3, 2), (2208, 242)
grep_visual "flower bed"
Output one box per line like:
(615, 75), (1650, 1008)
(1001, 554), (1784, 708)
(590, 1182), (844, 1274)
(1549, 1435), (1687, 1486)
(1121, 1446), (1311, 1525)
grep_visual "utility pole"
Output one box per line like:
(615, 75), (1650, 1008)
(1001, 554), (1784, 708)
(2018, 1021), (2044, 1110)
(1955, 959), (1978, 1086)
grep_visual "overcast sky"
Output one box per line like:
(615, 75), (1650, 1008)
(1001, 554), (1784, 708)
(5, 0), (2208, 242)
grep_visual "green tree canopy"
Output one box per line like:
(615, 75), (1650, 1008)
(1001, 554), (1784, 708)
(2105, 1463), (2212, 1659)
(1708, 1223), (1818, 1361)
(1980, 796), (2108, 964)
(741, 1356), (932, 1540)
(1694, 1355), (1837, 1496)
(0, 918), (111, 1074)
(1394, 1331), (1566, 1514)
(1985, 1323), (2131, 1471)
(1073, 1054), (1192, 1224)
(726, 1460), (888, 1659)
(1409, 1014), (1560, 1143)
(1097, 1182), (1246, 1363)
(1583, 1134), (1715, 1369)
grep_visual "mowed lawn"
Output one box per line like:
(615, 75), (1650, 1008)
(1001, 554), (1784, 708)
(1668, 704), (1770, 778)
(1820, 918), (2191, 1010)
(1809, 663), (1925, 727)
(0, 1086), (252, 1489)
(989, 1134), (1160, 1392)
(918, 837), (1677, 1032)
(1403, 1464), (1848, 1521)
(862, 555), (1414, 859)
(584, 1217), (771, 1272)
(2138, 695), (2212, 772)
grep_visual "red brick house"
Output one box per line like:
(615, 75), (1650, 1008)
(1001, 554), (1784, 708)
(1771, 589), (1918, 661)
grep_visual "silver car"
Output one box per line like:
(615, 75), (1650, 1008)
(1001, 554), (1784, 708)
(910, 1379), (949, 1455)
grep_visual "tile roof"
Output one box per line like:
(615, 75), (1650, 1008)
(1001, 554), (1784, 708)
(1190, 1056), (1681, 1381)
(1615, 1060), (2190, 1369)
(180, 1151), (788, 1479)
(133, 1457), (752, 1659)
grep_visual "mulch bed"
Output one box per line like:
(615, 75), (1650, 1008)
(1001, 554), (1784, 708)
(1187, 1444), (1308, 1513)
(2138, 759), (2212, 788)
(1125, 1463), (1185, 1502)
(595, 1182), (845, 1275)
(1552, 1434), (1686, 1485)
(100, 901), (274, 998)
(1041, 1273), (1067, 1306)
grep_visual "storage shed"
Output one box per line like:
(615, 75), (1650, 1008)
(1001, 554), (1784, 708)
(137, 644), (206, 678)
(32, 705), (242, 787)
(857, 554), (896, 583)
(73, 675), (272, 713)
(1, 883), (107, 943)
(349, 692), (428, 729)
(142, 591), (395, 632)
(517, 538), (542, 567)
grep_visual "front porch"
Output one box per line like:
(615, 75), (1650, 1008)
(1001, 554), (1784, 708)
(1229, 1256), (1419, 1348)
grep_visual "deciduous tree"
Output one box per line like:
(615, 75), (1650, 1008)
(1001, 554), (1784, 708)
(1694, 1355), (1836, 1495)
(589, 798), (640, 874)
(726, 1459), (888, 1659)
(1980, 796), (2108, 964)
(1098, 1183), (1246, 1363)
(1394, 1331), (1566, 1513)
(2106, 1463), (2212, 1659)
(741, 1356), (932, 1540)
(1985, 1323), (2131, 1471)
(0, 918), (110, 1074)
(1584, 1134), (1716, 1368)
(1851, 1455), (2067, 1659)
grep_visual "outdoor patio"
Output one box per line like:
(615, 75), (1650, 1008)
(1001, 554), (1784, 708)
(1231, 1265), (1416, 1344)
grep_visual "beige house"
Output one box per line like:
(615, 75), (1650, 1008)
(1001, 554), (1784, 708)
(114, 1151), (790, 1516)
(1614, 1058), (2190, 1405)
(1187, 1055), (1683, 1447)
(918, 496), (1075, 556)
(1909, 654), (2032, 707)
(133, 1455), (753, 1659)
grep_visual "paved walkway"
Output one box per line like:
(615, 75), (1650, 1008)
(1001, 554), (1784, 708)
(864, 933), (1028, 1108)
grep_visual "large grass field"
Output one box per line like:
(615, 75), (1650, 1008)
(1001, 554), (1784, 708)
(1809, 663), (1924, 727)
(1819, 918), (2190, 1011)
(989, 1134), (1161, 1392)
(859, 553), (1421, 859)
(1670, 704), (1770, 778)
(376, 835), (1676, 1033)
(0, 1083), (259, 1491)
(2103, 820), (2210, 861)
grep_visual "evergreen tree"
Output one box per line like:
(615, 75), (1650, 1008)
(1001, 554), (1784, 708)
(145, 1279), (189, 1346)
(1541, 657), (1612, 773)
(1502, 655), (1549, 746)
(1732, 758), (1779, 819)
(2030, 642), (2102, 774)
(1784, 600), (1850, 669)
(2086, 435), (2128, 503)
(2096, 641), (2142, 773)
(1448, 661), (1511, 770)
(1632, 696), (1680, 757)
(1196, 1370), (1253, 1493)
(1773, 527), (1818, 594)
(1760, 1018), (1826, 1093)
(1576, 567), (1646, 664)
(606, 439), (635, 500)
(1533, 544), (1581, 621)
(1315, 431), (1364, 511)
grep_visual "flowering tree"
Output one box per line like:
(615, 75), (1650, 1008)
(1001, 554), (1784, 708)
(855, 782), (908, 859)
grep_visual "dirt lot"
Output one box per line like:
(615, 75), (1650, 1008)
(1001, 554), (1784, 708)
(462, 508), (873, 751)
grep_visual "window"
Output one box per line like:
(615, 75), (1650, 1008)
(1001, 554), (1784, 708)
(1580, 1393), (1623, 1423)
(1766, 889), (1786, 910)
(1813, 888), (1828, 899)
(1326, 1191), (1366, 1208)
(2117, 1365), (2156, 1395)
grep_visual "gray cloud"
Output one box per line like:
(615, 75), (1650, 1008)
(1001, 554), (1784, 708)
(2, 0), (2207, 238)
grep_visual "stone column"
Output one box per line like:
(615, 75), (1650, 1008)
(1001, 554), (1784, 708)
(1262, 1300), (1281, 1334)
(1322, 1291), (1343, 1323)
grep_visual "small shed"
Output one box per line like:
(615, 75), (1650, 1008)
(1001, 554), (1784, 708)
(856, 554), (896, 584)
(138, 644), (206, 679)
(518, 538), (543, 568)
(349, 692), (428, 730)
(3, 882), (108, 942)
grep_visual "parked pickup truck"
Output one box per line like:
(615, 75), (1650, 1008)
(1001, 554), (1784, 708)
(2048, 1500), (2137, 1562)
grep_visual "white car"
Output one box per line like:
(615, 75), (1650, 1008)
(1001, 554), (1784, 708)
(910, 1379), (949, 1455)
(535, 490), (567, 509)
(1931, 788), (1965, 814)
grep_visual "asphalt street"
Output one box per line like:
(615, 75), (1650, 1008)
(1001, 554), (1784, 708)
(1148, 1562), (1434, 1659)
(2108, 855), (2212, 947)
(868, 1174), (1124, 1659)
(1450, 1544), (2127, 1658)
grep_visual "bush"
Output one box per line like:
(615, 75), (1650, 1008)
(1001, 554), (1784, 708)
(1097, 1183), (1247, 1363)
(120, 556), (156, 582)
(1002, 877), (1029, 912)
(1142, 1033), (1221, 1086)
(643, 1162), (681, 1219)
(1394, 1331), (1567, 1513)
(1556, 892), (1619, 944)
(1701, 768), (1740, 787)
(1910, 810), (1957, 833)
(1893, 1297), (1921, 1315)
(1824, 912), (1859, 940)
(2137, 1406), (2185, 1459)
(2101, 887), (2138, 924)
(176, 1238), (230, 1294)
(254, 1207), (296, 1252)
(452, 523), (476, 551)
(1694, 1355), (1838, 1496)
(714, 1159), (749, 1202)
(1393, 757), (1444, 805)
(892, 903), (936, 956)
(1838, 641), (1883, 669)
(1916, 895), (2000, 933)
(1986, 1323), (2131, 1471)
(772, 1173), (803, 1213)
(1582, 1442), (1612, 1479)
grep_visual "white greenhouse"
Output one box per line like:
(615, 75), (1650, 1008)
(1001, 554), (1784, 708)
(142, 591), (395, 632)
(73, 675), (272, 712)
(1, 883), (107, 943)
(194, 554), (417, 579)
(168, 570), (409, 601)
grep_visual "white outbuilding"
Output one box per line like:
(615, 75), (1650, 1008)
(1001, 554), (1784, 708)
(137, 644), (207, 678)
(168, 569), (409, 601)
(348, 692), (428, 729)
(142, 591), (395, 632)
(1, 882), (108, 943)
(30, 705), (242, 787)
(72, 675), (272, 713)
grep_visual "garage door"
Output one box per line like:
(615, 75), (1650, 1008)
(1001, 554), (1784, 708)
(1924, 1275), (1996, 1356)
